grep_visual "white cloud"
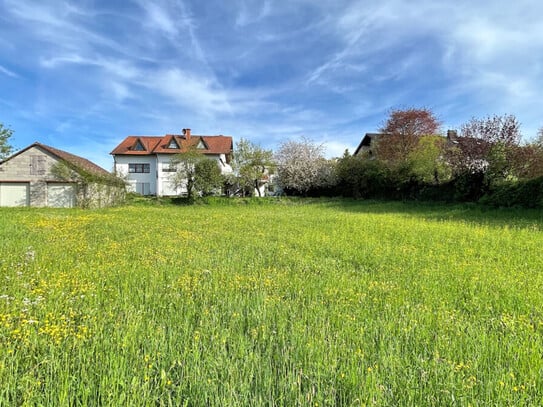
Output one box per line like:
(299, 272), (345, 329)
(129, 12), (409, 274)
(143, 68), (233, 115)
(3, 0), (543, 159)
(138, 2), (179, 37)
(0, 65), (19, 78)
(235, 0), (272, 27)
(40, 54), (140, 80)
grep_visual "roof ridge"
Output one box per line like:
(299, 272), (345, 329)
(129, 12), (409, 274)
(36, 142), (110, 175)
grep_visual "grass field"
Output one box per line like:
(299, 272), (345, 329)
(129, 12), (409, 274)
(1, 198), (543, 405)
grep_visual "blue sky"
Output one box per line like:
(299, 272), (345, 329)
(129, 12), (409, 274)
(1, 0), (542, 170)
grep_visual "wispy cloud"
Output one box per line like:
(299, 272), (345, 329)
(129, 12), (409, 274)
(142, 68), (233, 115)
(138, 2), (180, 37)
(0, 64), (19, 78)
(1, 0), (543, 170)
(235, 0), (272, 27)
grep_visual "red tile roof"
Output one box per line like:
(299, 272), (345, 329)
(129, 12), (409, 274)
(110, 134), (233, 156)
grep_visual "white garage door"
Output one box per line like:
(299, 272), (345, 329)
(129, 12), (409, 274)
(47, 183), (76, 208)
(0, 183), (30, 207)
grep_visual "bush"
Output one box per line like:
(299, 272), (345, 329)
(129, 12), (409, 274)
(451, 171), (488, 202)
(479, 177), (543, 208)
(336, 155), (390, 199)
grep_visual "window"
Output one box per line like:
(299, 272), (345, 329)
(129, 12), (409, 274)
(133, 140), (145, 151)
(129, 163), (150, 173)
(168, 139), (179, 149)
(30, 155), (46, 175)
(162, 163), (177, 172)
(196, 139), (207, 149)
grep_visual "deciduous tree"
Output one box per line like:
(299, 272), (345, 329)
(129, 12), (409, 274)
(381, 107), (441, 137)
(0, 123), (14, 159)
(232, 138), (275, 197)
(172, 149), (222, 200)
(275, 137), (332, 195)
(194, 158), (223, 196)
(407, 135), (450, 184)
(375, 107), (441, 165)
(447, 114), (522, 181)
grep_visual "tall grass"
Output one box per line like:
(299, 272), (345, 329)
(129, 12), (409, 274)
(1, 200), (543, 405)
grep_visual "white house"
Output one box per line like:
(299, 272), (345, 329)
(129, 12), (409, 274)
(111, 129), (233, 196)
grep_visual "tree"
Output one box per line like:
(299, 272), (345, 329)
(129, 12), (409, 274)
(447, 114), (522, 181)
(171, 149), (222, 200)
(375, 107), (441, 165)
(381, 107), (441, 137)
(536, 127), (543, 148)
(460, 114), (521, 146)
(0, 123), (14, 160)
(194, 158), (223, 196)
(232, 138), (275, 197)
(275, 137), (332, 195)
(508, 129), (543, 180)
(407, 135), (450, 184)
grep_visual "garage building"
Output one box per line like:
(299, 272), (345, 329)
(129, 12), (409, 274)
(0, 142), (124, 208)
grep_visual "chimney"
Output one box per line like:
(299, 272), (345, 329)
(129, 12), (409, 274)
(446, 129), (457, 140)
(183, 128), (191, 140)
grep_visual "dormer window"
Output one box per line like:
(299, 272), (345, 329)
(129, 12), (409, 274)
(133, 140), (145, 151)
(168, 138), (179, 149)
(196, 139), (207, 149)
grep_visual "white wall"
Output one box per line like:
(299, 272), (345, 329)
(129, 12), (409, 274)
(156, 155), (183, 196)
(114, 155), (156, 195)
(114, 153), (232, 196)
(217, 154), (233, 174)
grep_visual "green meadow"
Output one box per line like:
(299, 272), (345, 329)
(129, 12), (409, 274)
(1, 199), (543, 406)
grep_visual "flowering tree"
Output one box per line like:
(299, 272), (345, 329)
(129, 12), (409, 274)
(447, 114), (522, 180)
(275, 137), (332, 195)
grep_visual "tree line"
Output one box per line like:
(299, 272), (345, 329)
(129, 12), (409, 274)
(228, 108), (543, 208)
(4, 110), (543, 207)
(286, 109), (543, 207)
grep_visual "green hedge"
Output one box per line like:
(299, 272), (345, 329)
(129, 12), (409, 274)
(479, 177), (543, 208)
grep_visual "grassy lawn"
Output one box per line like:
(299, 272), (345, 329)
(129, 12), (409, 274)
(1, 199), (543, 405)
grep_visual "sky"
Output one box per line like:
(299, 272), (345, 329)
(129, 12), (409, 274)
(1, 0), (542, 170)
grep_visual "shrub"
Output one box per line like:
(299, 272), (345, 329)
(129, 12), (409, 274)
(480, 177), (543, 208)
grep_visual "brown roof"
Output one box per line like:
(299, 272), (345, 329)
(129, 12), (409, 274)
(110, 134), (233, 156)
(38, 143), (111, 176)
(1, 142), (110, 177)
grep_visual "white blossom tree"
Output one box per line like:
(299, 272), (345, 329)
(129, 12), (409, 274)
(275, 137), (333, 195)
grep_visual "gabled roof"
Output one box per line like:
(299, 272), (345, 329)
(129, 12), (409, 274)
(110, 134), (233, 156)
(1, 142), (110, 177)
(354, 133), (391, 155)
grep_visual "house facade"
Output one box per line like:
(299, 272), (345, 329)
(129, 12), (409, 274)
(111, 129), (233, 196)
(0, 142), (123, 208)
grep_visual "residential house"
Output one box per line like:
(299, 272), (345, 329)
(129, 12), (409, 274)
(111, 129), (233, 196)
(353, 133), (391, 157)
(0, 142), (124, 208)
(354, 131), (461, 158)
